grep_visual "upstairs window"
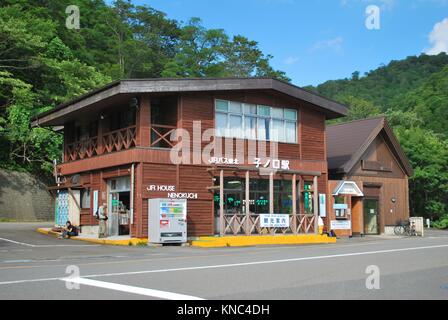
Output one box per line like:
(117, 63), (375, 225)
(215, 100), (298, 143)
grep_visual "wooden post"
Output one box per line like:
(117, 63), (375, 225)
(292, 174), (297, 235)
(220, 170), (224, 237)
(269, 171), (274, 214)
(269, 171), (274, 235)
(137, 97), (151, 147)
(245, 171), (250, 236)
(97, 118), (104, 155)
(313, 175), (319, 234)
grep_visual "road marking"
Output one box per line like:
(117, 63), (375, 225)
(0, 238), (34, 247)
(60, 277), (204, 300)
(0, 237), (100, 248)
(1, 243), (448, 286)
(3, 260), (32, 264)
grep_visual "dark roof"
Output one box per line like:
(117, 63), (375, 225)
(327, 116), (413, 176)
(32, 77), (348, 126)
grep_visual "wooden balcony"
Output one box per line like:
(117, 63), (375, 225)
(102, 126), (137, 153)
(65, 137), (99, 162)
(64, 126), (137, 162)
(150, 124), (177, 149)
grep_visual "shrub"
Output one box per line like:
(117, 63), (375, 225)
(433, 215), (448, 229)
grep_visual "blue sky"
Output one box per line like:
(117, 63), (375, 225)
(127, 0), (448, 86)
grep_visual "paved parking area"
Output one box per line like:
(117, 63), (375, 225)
(1, 223), (448, 300)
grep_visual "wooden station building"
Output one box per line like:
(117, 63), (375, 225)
(32, 78), (350, 239)
(31, 78), (411, 239)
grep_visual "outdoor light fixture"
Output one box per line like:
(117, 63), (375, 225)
(130, 97), (139, 109)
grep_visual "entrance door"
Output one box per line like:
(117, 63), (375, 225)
(364, 198), (379, 235)
(108, 177), (131, 237)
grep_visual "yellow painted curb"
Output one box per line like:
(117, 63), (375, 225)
(190, 234), (336, 248)
(36, 228), (147, 246)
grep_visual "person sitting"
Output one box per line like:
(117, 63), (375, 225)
(60, 221), (78, 239)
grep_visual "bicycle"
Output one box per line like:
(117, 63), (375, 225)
(394, 220), (417, 236)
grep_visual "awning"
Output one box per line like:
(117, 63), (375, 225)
(332, 181), (364, 197)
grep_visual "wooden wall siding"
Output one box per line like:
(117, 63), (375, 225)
(141, 164), (214, 236)
(80, 209), (90, 225)
(350, 135), (407, 179)
(75, 168), (131, 228)
(352, 176), (409, 228)
(179, 166), (214, 236)
(327, 176), (409, 236)
(300, 108), (325, 161)
(351, 198), (363, 234)
(179, 91), (308, 164)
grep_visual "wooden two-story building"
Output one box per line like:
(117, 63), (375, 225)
(32, 78), (348, 239)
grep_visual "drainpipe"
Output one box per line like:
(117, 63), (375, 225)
(130, 163), (135, 225)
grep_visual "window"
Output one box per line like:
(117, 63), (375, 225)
(215, 100), (298, 143)
(244, 116), (257, 140)
(334, 196), (347, 218)
(81, 189), (91, 209)
(229, 114), (243, 138)
(214, 178), (295, 216)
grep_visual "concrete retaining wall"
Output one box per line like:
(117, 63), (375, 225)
(0, 169), (54, 221)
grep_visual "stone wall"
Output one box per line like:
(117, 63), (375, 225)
(0, 169), (54, 221)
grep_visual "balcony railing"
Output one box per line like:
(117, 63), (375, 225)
(65, 137), (99, 162)
(101, 126), (137, 154)
(222, 213), (315, 235)
(64, 126), (137, 162)
(150, 124), (177, 149)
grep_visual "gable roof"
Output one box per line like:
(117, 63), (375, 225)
(326, 116), (413, 177)
(31, 77), (348, 127)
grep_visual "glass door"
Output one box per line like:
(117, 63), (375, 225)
(364, 198), (379, 235)
(108, 177), (131, 237)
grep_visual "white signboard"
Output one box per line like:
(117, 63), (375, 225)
(260, 214), (290, 228)
(93, 190), (99, 216)
(330, 220), (352, 230)
(319, 194), (326, 217)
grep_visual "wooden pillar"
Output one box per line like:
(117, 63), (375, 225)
(313, 176), (319, 234)
(135, 163), (144, 238)
(97, 118), (104, 155)
(137, 97), (151, 147)
(245, 171), (250, 236)
(219, 170), (224, 237)
(292, 174), (297, 235)
(269, 171), (274, 214)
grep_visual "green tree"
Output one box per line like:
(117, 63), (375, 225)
(387, 111), (448, 220)
(329, 95), (381, 124)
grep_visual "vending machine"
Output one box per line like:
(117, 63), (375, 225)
(148, 199), (187, 244)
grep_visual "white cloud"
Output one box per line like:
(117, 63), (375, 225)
(309, 37), (344, 53)
(426, 18), (448, 55)
(284, 56), (299, 65)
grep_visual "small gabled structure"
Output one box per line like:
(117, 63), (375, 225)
(326, 116), (412, 236)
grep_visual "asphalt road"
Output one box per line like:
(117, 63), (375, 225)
(1, 222), (448, 300)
